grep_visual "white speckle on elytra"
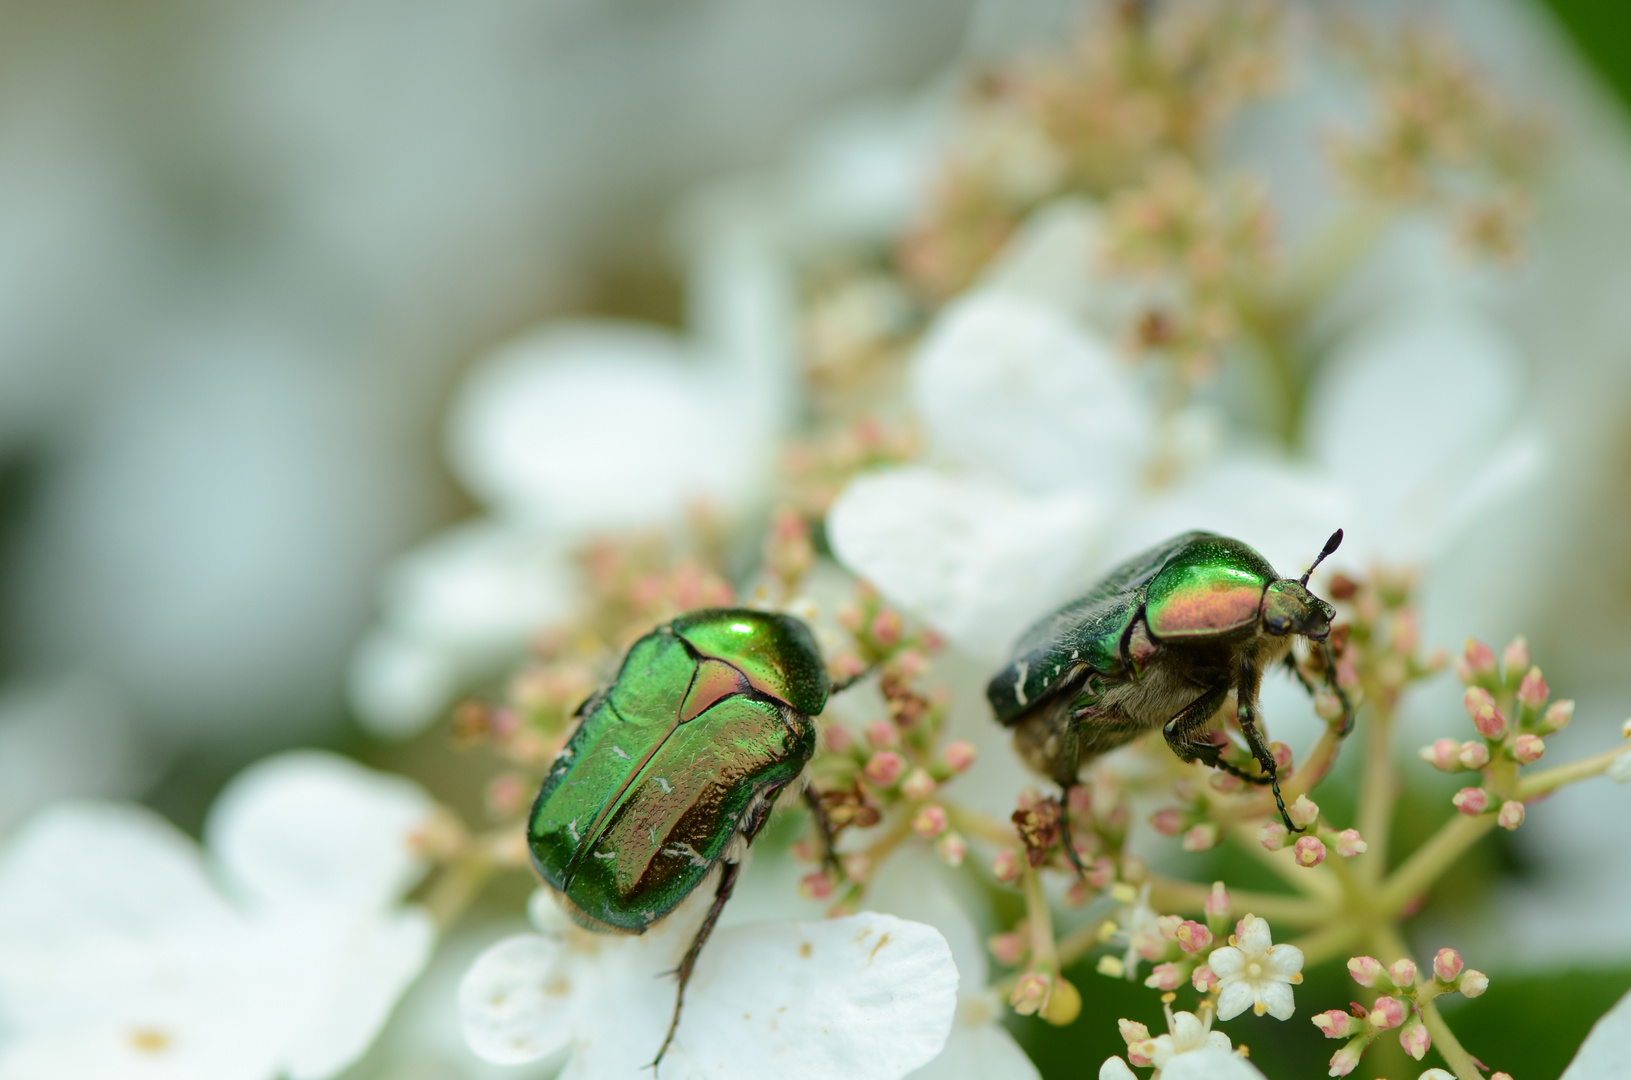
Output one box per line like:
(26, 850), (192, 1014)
(1014, 661), (1029, 706)
(655, 777), (672, 793)
(610, 745), (631, 760)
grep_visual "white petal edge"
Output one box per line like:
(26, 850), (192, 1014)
(1160, 1048), (1268, 1080)
(1561, 986), (1631, 1079)
(458, 933), (577, 1066)
(905, 1018), (1040, 1080)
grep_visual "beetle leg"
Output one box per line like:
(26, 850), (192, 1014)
(1235, 655), (1298, 833)
(1056, 783), (1089, 877)
(830, 662), (879, 695)
(651, 860), (741, 1072)
(1320, 640), (1355, 738)
(1284, 651), (1317, 697)
(1161, 682), (1231, 766)
(802, 785), (841, 875)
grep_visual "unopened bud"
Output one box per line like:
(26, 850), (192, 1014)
(1516, 666), (1548, 709)
(1328, 1039), (1366, 1076)
(799, 871), (835, 900)
(1623, 716), (1631, 739)
(1400, 1016), (1432, 1060)
(864, 750), (905, 787)
(1096, 955), (1126, 978)
(1388, 958), (1418, 988)
(1497, 800), (1525, 830)
(1289, 794), (1320, 829)
(842, 853), (873, 882)
(935, 831), (967, 867)
(1464, 687), (1509, 739)
(1205, 881), (1231, 920)
(1010, 971), (1052, 1015)
(1294, 835), (1327, 867)
(1313, 1009), (1363, 1039)
(1502, 636), (1531, 678)
(1540, 699), (1575, 734)
(988, 931), (1026, 967)
(1040, 975), (1081, 1025)
(1087, 856), (1116, 889)
(1192, 964), (1220, 992)
(1459, 969), (1489, 997)
(901, 767), (935, 800)
(1369, 995), (1406, 1031)
(865, 719), (900, 750)
(1421, 738), (1460, 771)
(869, 609), (903, 648)
(943, 740), (977, 773)
(992, 849), (1021, 884)
(1421, 1071), (1457, 1080)
(824, 724), (855, 754)
(1457, 741), (1490, 769)
(1333, 828), (1368, 857)
(1461, 638), (1497, 683)
(1151, 807), (1185, 837)
(1433, 948), (1464, 983)
(1315, 690), (1344, 722)
(1259, 821), (1290, 850)
(1143, 962), (1185, 991)
(1270, 741), (1293, 771)
(1175, 921), (1213, 953)
(1452, 787), (1489, 815)
(912, 804), (948, 838)
(1512, 734), (1545, 765)
(1182, 823), (1220, 852)
(1348, 955), (1385, 987)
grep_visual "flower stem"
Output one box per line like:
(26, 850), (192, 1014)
(1146, 875), (1330, 926)
(1357, 699), (1397, 885)
(424, 850), (497, 930)
(1421, 1000), (1483, 1080)
(1377, 813), (1496, 917)
(1518, 746), (1627, 798)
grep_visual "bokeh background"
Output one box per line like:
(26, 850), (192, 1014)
(1, 1), (1629, 1077)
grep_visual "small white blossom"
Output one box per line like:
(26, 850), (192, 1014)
(1207, 915), (1304, 1021)
(1148, 1007), (1232, 1069)
(0, 751), (435, 1080)
(460, 887), (958, 1079)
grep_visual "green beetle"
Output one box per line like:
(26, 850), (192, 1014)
(987, 530), (1349, 845)
(527, 607), (831, 1068)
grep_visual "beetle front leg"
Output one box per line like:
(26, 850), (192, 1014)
(802, 785), (841, 875)
(1236, 656), (1298, 833)
(1320, 640), (1355, 737)
(651, 860), (741, 1072)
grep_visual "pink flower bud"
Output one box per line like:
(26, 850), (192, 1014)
(1205, 881), (1230, 919)
(1182, 822), (1220, 852)
(1464, 687), (1509, 739)
(1192, 964), (1220, 992)
(1517, 666), (1548, 709)
(1400, 1016), (1432, 1060)
(864, 750), (905, 787)
(1459, 970), (1489, 997)
(1067, 784), (1093, 814)
(1369, 995), (1407, 1031)
(1143, 962), (1185, 991)
(1289, 794), (1320, 829)
(1118, 1018), (1151, 1046)
(799, 871), (834, 900)
(1433, 948), (1464, 983)
(901, 767), (935, 800)
(1420, 738), (1460, 771)
(1497, 800), (1525, 830)
(865, 719), (900, 750)
(1009, 971), (1051, 1015)
(1313, 1009), (1362, 1039)
(1512, 734), (1545, 765)
(1348, 955), (1385, 987)
(912, 804), (948, 838)
(869, 609), (903, 647)
(1087, 856), (1116, 889)
(1388, 958), (1417, 988)
(1457, 741), (1490, 769)
(1540, 699), (1575, 734)
(1126, 1038), (1155, 1068)
(1315, 690), (1344, 721)
(943, 740), (977, 773)
(1452, 787), (1489, 815)
(1328, 1039), (1365, 1077)
(1175, 921), (1213, 953)
(1333, 828), (1368, 857)
(824, 724), (855, 754)
(1270, 741), (1293, 771)
(935, 831), (967, 867)
(842, 853), (873, 881)
(1294, 835), (1327, 867)
(1151, 807), (1185, 837)
(1502, 636), (1531, 678)
(1461, 638), (1497, 682)
(988, 931), (1026, 967)
(1258, 821), (1290, 850)
(992, 849), (1021, 884)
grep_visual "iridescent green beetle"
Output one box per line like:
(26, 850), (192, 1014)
(527, 607), (830, 1068)
(987, 530), (1350, 845)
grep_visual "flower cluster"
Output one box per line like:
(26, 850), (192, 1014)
(1315, 948), (1488, 1075)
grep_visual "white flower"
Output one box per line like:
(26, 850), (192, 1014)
(1563, 988), (1631, 1080)
(1206, 914), (1304, 1021)
(0, 751), (436, 1080)
(1148, 1008), (1231, 1069)
(460, 888), (958, 1079)
(1100, 1047), (1263, 1080)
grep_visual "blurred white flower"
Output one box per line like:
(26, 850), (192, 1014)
(1099, 1047), (1266, 1080)
(1207, 915), (1303, 1022)
(1562, 986), (1631, 1079)
(1100, 1000), (1245, 1080)
(0, 751), (435, 1080)
(460, 888), (957, 1080)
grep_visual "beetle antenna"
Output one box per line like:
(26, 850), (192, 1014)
(1300, 528), (1344, 586)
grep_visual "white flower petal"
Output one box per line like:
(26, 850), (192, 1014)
(1236, 917), (1273, 956)
(1214, 980), (1255, 1022)
(345, 628), (461, 738)
(1099, 1057), (1139, 1080)
(459, 934), (578, 1066)
(905, 1018), (1040, 1080)
(828, 467), (1102, 658)
(205, 751), (433, 915)
(1259, 980), (1297, 1021)
(1206, 947), (1244, 980)
(869, 851), (988, 990)
(1160, 1047), (1268, 1080)
(666, 913), (957, 1079)
(1561, 987), (1631, 1078)
(446, 320), (766, 531)
(911, 292), (1150, 494)
(1264, 944), (1305, 978)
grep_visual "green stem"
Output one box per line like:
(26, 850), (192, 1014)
(423, 851), (497, 930)
(1290, 920), (1366, 970)
(1146, 875), (1330, 926)
(1356, 700), (1397, 886)
(1377, 813), (1496, 917)
(1421, 1000), (1484, 1080)
(1518, 746), (1627, 798)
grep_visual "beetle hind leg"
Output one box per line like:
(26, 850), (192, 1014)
(651, 860), (741, 1072)
(802, 785), (841, 876)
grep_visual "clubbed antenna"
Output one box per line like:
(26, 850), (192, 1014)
(1301, 528), (1344, 586)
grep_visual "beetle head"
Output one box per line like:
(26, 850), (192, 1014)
(1261, 580), (1334, 639)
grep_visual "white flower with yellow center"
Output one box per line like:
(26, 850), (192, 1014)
(1206, 914), (1304, 1021)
